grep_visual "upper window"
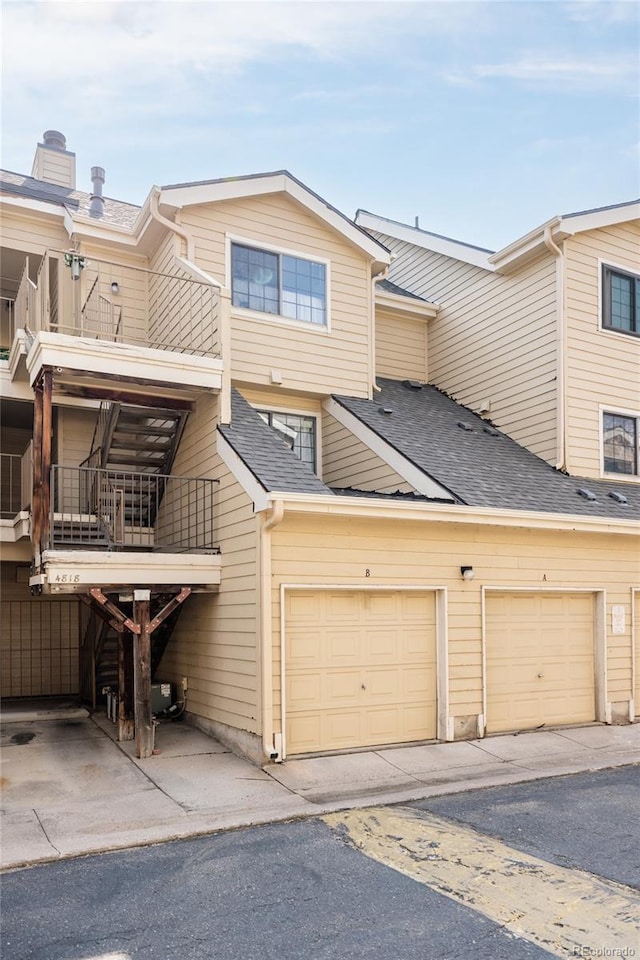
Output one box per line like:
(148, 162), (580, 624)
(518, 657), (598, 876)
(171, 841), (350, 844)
(603, 412), (638, 475)
(231, 243), (327, 326)
(602, 265), (640, 335)
(258, 410), (317, 469)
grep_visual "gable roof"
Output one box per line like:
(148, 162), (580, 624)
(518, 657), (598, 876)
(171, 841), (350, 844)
(356, 209), (494, 269)
(159, 172), (391, 273)
(356, 199), (640, 275)
(218, 389), (332, 496)
(333, 379), (640, 521)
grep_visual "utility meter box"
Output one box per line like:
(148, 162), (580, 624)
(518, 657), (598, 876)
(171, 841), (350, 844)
(151, 682), (174, 714)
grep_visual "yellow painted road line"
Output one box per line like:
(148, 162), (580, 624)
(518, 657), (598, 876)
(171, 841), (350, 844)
(323, 807), (640, 959)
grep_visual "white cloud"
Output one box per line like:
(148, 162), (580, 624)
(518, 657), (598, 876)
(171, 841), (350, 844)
(445, 53), (638, 90)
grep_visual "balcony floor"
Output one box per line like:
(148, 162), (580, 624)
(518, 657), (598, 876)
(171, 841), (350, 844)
(33, 549), (222, 594)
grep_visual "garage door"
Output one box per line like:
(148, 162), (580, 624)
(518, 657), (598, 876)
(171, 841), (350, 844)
(285, 589), (437, 755)
(486, 592), (595, 734)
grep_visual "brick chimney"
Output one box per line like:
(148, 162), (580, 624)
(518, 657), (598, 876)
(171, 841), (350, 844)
(31, 130), (76, 189)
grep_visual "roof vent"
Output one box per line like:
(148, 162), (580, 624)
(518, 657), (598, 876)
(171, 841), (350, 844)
(43, 130), (67, 150)
(378, 407), (393, 415)
(89, 166), (105, 218)
(577, 487), (597, 502)
(608, 491), (628, 504)
(483, 426), (499, 437)
(457, 421), (474, 432)
(402, 380), (423, 391)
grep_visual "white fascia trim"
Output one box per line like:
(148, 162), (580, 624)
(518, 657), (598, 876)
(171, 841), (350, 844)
(0, 194), (67, 221)
(0, 513), (30, 542)
(375, 289), (439, 319)
(490, 203), (640, 273)
(561, 201), (640, 235)
(266, 491), (640, 536)
(217, 430), (270, 511)
(160, 176), (391, 271)
(324, 397), (455, 501)
(355, 210), (494, 271)
(176, 255), (224, 289)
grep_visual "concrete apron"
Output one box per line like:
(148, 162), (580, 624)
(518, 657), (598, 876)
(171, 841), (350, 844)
(1, 704), (639, 872)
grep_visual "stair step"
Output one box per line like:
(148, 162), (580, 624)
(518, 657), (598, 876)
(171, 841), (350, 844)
(111, 439), (173, 451)
(113, 423), (178, 437)
(118, 408), (184, 422)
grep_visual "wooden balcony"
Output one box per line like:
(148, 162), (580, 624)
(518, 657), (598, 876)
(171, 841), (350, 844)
(9, 251), (226, 400)
(29, 464), (221, 595)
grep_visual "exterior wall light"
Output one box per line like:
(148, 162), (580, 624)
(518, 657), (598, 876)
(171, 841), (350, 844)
(110, 281), (120, 295)
(460, 566), (475, 581)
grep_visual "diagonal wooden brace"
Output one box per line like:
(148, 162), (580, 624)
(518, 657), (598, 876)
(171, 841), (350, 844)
(89, 588), (140, 634)
(149, 587), (192, 633)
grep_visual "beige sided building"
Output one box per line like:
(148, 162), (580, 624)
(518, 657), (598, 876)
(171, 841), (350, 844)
(0, 130), (638, 764)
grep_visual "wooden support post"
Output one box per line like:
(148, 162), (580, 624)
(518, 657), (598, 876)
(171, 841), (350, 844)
(41, 368), (53, 552)
(133, 590), (153, 759)
(32, 374), (44, 563)
(117, 626), (135, 742)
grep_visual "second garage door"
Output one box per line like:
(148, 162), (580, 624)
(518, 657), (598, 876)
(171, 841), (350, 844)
(486, 592), (596, 734)
(285, 589), (437, 755)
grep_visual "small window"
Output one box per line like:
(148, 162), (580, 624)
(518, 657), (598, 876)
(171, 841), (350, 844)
(603, 412), (638, 475)
(258, 410), (317, 469)
(602, 265), (640, 334)
(232, 243), (326, 326)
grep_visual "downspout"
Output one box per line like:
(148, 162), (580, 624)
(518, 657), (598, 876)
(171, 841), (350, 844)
(371, 265), (390, 395)
(543, 224), (566, 471)
(260, 498), (284, 762)
(149, 187), (195, 261)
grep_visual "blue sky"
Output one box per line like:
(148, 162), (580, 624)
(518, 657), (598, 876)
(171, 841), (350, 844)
(2, 0), (638, 249)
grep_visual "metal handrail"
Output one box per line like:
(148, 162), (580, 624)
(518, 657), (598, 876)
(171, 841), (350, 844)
(1, 453), (23, 518)
(50, 464), (218, 552)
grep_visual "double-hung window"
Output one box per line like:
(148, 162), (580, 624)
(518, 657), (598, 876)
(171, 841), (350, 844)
(603, 412), (639, 476)
(602, 265), (640, 334)
(231, 243), (326, 326)
(258, 410), (317, 470)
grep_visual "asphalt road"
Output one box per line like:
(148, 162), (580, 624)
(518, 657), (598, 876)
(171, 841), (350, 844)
(2, 766), (638, 960)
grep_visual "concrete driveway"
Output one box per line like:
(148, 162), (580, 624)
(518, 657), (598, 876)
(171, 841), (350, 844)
(2, 703), (639, 871)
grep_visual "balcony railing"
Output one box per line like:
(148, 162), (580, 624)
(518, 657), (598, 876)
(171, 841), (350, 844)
(1, 445), (32, 519)
(13, 251), (222, 358)
(50, 465), (218, 553)
(1, 453), (23, 518)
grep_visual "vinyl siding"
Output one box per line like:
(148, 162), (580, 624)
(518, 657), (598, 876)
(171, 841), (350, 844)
(0, 206), (69, 255)
(375, 308), (428, 382)
(371, 231), (558, 463)
(159, 395), (260, 734)
(270, 516), (638, 727)
(322, 412), (413, 493)
(564, 222), (640, 479)
(31, 148), (75, 188)
(75, 242), (149, 345)
(57, 406), (96, 467)
(180, 194), (373, 397)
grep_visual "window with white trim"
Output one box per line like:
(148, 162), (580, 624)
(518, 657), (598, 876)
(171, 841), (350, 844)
(258, 410), (317, 469)
(231, 243), (327, 326)
(602, 265), (640, 335)
(603, 411), (639, 475)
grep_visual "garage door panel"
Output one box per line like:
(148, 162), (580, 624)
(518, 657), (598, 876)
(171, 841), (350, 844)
(486, 592), (595, 734)
(285, 590), (437, 754)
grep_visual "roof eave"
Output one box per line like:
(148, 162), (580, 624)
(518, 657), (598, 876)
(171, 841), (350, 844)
(375, 289), (439, 318)
(159, 174), (392, 273)
(263, 491), (639, 534)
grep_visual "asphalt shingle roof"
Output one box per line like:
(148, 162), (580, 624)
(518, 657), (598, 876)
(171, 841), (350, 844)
(0, 170), (141, 229)
(333, 379), (640, 520)
(218, 389), (333, 495)
(377, 278), (428, 302)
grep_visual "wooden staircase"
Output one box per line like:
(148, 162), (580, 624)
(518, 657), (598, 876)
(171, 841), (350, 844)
(99, 403), (189, 476)
(81, 594), (187, 707)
